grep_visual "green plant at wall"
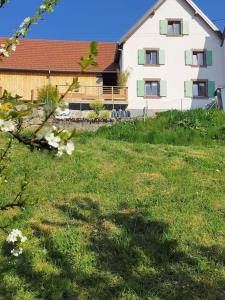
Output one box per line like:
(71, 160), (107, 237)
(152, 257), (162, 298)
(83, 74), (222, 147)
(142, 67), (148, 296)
(117, 68), (131, 87)
(90, 100), (104, 114)
(88, 100), (109, 120)
(37, 84), (60, 112)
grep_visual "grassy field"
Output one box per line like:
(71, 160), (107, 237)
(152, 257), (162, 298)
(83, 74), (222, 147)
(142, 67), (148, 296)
(0, 110), (225, 299)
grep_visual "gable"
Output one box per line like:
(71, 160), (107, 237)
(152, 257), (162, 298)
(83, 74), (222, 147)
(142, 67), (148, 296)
(119, 0), (221, 44)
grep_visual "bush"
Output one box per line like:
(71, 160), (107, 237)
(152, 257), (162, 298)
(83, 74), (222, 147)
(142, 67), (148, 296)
(37, 84), (59, 111)
(88, 111), (98, 121)
(99, 110), (110, 120)
(89, 100), (104, 114)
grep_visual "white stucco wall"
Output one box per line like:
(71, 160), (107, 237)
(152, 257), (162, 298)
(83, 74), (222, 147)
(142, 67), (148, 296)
(121, 0), (224, 114)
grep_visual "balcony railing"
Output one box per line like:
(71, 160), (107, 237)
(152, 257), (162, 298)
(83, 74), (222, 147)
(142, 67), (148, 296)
(56, 85), (128, 103)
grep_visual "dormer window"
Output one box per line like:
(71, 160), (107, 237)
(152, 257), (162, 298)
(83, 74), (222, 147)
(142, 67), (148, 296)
(167, 20), (181, 36)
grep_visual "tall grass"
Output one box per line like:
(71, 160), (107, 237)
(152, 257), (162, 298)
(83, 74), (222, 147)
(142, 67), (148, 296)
(96, 109), (225, 146)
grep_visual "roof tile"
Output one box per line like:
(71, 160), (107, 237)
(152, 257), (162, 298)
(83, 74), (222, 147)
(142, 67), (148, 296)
(0, 38), (118, 72)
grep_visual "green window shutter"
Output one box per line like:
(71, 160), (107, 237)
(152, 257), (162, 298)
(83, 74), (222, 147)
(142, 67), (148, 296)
(160, 20), (168, 35)
(206, 50), (213, 66)
(184, 81), (193, 97)
(138, 49), (145, 65)
(137, 80), (145, 97)
(185, 50), (192, 65)
(160, 80), (167, 97)
(159, 50), (165, 65)
(182, 20), (189, 35)
(208, 81), (215, 98)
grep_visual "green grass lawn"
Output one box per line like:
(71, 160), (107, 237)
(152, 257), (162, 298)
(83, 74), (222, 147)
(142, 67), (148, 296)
(1, 110), (225, 299)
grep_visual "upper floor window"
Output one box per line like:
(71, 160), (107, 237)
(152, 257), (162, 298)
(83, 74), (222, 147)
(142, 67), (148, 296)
(138, 49), (165, 66)
(167, 20), (181, 36)
(185, 49), (212, 67)
(145, 49), (158, 65)
(192, 50), (205, 66)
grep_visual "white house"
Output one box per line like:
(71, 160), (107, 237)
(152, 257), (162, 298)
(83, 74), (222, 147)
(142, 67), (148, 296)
(119, 0), (225, 116)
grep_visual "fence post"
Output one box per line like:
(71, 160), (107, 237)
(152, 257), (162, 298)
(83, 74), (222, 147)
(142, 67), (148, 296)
(31, 89), (34, 101)
(112, 86), (114, 110)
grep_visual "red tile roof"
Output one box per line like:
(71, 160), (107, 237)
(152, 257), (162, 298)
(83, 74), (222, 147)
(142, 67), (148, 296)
(0, 38), (118, 73)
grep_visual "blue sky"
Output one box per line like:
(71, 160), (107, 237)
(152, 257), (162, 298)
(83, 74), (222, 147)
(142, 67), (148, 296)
(0, 0), (224, 42)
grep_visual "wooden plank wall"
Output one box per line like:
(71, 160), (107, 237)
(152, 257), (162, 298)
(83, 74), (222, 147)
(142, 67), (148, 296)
(0, 71), (99, 100)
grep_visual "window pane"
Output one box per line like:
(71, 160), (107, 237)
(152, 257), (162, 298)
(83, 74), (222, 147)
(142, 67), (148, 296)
(199, 82), (206, 96)
(192, 53), (198, 65)
(197, 53), (204, 65)
(193, 83), (199, 97)
(168, 23), (173, 34)
(145, 82), (151, 96)
(174, 22), (181, 34)
(151, 51), (157, 64)
(152, 82), (159, 96)
(146, 51), (151, 64)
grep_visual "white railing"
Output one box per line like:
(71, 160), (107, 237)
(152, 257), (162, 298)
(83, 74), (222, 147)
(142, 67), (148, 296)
(56, 85), (128, 102)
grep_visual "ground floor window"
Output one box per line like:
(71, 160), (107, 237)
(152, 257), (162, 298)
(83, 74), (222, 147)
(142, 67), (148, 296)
(145, 80), (159, 97)
(192, 80), (207, 98)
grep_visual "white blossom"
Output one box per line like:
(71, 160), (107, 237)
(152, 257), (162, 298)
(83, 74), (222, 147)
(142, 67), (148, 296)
(65, 141), (75, 155)
(20, 17), (31, 28)
(19, 28), (27, 36)
(40, 4), (46, 10)
(6, 229), (26, 244)
(45, 132), (61, 148)
(0, 120), (16, 132)
(57, 141), (75, 157)
(11, 247), (23, 257)
(0, 48), (10, 57)
(11, 44), (17, 52)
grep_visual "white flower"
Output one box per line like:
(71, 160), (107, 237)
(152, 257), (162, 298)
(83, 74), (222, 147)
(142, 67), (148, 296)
(57, 141), (75, 157)
(20, 17), (31, 28)
(6, 229), (25, 244)
(0, 48), (10, 57)
(21, 236), (27, 243)
(65, 141), (74, 155)
(0, 120), (16, 132)
(11, 247), (23, 257)
(40, 4), (46, 10)
(19, 28), (27, 36)
(57, 145), (65, 157)
(45, 132), (61, 148)
(0, 119), (4, 127)
(11, 44), (17, 52)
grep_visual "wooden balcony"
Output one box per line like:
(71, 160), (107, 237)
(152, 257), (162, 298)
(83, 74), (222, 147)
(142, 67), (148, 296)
(57, 85), (128, 104)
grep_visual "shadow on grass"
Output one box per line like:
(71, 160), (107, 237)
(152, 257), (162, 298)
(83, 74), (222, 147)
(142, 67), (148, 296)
(1, 196), (225, 299)
(56, 197), (225, 299)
